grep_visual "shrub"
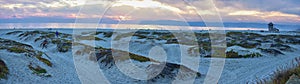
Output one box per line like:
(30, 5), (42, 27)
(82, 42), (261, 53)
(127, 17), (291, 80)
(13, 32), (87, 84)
(0, 59), (9, 79)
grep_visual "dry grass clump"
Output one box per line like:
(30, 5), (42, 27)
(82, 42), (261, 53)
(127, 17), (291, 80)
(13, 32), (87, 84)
(271, 57), (300, 84)
(253, 57), (300, 84)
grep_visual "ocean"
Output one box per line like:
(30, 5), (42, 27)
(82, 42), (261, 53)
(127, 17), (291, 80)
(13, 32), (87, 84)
(0, 23), (299, 31)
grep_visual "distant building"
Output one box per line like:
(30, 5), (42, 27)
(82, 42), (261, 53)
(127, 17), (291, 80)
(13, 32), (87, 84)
(268, 22), (279, 33)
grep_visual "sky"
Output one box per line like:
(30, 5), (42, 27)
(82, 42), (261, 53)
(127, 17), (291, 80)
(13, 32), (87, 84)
(0, 0), (300, 25)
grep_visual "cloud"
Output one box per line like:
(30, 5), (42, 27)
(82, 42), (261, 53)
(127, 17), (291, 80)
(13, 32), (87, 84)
(216, 0), (300, 16)
(0, 0), (299, 24)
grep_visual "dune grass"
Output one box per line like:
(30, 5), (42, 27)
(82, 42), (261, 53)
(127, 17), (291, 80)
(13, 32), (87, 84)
(254, 57), (300, 84)
(258, 48), (284, 56)
(103, 32), (113, 37)
(28, 64), (51, 77)
(243, 53), (262, 58)
(129, 53), (151, 62)
(237, 43), (259, 49)
(36, 52), (52, 67)
(7, 47), (28, 53)
(226, 50), (239, 58)
(225, 50), (262, 58)
(6, 31), (22, 35)
(271, 57), (300, 84)
(0, 59), (9, 79)
(28, 65), (47, 74)
(74, 35), (104, 41)
(113, 32), (134, 41)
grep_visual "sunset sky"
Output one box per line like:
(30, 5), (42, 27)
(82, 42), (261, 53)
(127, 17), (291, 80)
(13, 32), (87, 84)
(0, 0), (299, 25)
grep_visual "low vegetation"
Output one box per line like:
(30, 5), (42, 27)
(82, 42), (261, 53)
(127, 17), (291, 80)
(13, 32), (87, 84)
(50, 38), (72, 52)
(237, 42), (260, 49)
(195, 32), (209, 37)
(28, 63), (51, 77)
(7, 47), (28, 53)
(1, 38), (46, 62)
(34, 36), (45, 42)
(96, 32), (113, 37)
(0, 59), (9, 79)
(159, 34), (175, 40)
(227, 41), (260, 49)
(135, 31), (150, 35)
(152, 31), (171, 36)
(286, 38), (300, 44)
(129, 53), (151, 62)
(270, 43), (293, 51)
(113, 32), (134, 41)
(273, 58), (300, 84)
(226, 50), (239, 58)
(4, 41), (34, 54)
(226, 32), (244, 37)
(75, 35), (104, 41)
(149, 63), (201, 82)
(96, 48), (159, 68)
(226, 50), (262, 58)
(134, 34), (148, 39)
(36, 52), (52, 67)
(258, 48), (284, 56)
(104, 32), (113, 37)
(6, 31), (22, 35)
(242, 53), (262, 58)
(256, 57), (300, 84)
